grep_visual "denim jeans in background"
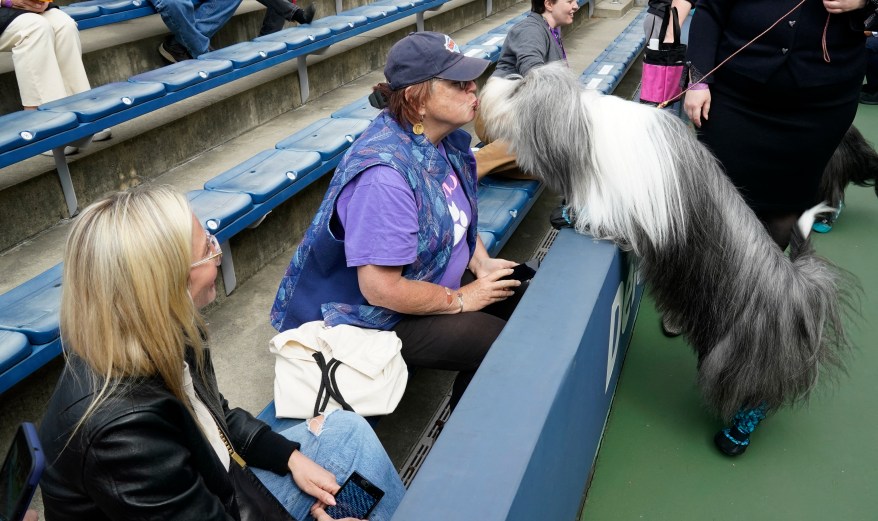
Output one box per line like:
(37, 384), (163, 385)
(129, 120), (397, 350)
(149, 0), (242, 56)
(252, 410), (406, 521)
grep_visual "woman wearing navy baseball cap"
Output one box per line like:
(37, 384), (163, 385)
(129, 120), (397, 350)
(272, 32), (534, 410)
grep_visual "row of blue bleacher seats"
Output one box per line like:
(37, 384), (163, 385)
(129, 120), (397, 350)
(0, 0), (449, 220)
(0, 8), (542, 395)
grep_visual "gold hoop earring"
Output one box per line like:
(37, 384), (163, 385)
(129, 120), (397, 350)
(413, 114), (425, 135)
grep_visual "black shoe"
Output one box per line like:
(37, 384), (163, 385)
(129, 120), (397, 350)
(159, 36), (192, 64)
(291, 3), (315, 24)
(714, 428), (749, 457)
(859, 90), (878, 105)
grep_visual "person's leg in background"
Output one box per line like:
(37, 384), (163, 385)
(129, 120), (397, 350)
(0, 13), (70, 108)
(192, 0), (243, 43)
(254, 0), (317, 36)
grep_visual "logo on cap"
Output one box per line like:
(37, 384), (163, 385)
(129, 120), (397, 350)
(444, 35), (461, 54)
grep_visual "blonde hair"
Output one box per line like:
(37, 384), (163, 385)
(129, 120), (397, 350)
(61, 185), (206, 426)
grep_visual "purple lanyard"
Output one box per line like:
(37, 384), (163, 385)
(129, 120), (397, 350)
(546, 22), (568, 65)
(544, 23), (570, 67)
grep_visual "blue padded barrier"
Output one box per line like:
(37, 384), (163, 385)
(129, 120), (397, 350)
(0, 264), (63, 346)
(0, 331), (31, 376)
(0, 111), (79, 154)
(394, 230), (645, 520)
(39, 82), (166, 122)
(204, 149), (323, 204)
(129, 59), (235, 92)
(199, 41), (289, 68)
(187, 191), (254, 235)
(330, 96), (381, 121)
(276, 118), (371, 160)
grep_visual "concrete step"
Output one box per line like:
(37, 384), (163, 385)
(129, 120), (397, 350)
(594, 0), (634, 19)
(0, 0), (522, 256)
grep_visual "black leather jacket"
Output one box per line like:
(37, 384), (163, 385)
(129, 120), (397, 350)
(39, 349), (298, 521)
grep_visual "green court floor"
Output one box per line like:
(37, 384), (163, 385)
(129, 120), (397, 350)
(581, 107), (878, 521)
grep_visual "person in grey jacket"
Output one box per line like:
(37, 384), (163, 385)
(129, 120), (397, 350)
(475, 0), (579, 178)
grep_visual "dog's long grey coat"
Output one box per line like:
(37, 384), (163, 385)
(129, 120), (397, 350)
(478, 64), (849, 421)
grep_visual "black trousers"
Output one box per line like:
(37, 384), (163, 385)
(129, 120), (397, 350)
(391, 270), (530, 409)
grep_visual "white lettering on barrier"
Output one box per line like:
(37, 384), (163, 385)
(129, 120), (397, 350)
(605, 257), (639, 393)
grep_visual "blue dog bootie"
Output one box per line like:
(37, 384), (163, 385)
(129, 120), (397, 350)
(812, 201), (844, 233)
(714, 404), (768, 457)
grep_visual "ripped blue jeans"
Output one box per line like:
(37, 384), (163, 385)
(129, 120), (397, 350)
(252, 410), (405, 521)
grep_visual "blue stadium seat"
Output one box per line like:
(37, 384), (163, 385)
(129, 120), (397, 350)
(38, 82), (166, 122)
(461, 44), (501, 63)
(276, 118), (371, 160)
(76, 0), (150, 14)
(476, 186), (531, 244)
(253, 25), (333, 47)
(59, 3), (101, 21)
(478, 231), (498, 256)
(204, 149), (323, 204)
(330, 96), (381, 121)
(308, 15), (369, 34)
(129, 59), (234, 92)
(479, 176), (542, 196)
(0, 111), (79, 154)
(187, 190), (254, 235)
(199, 41), (289, 68)
(0, 331), (31, 376)
(0, 264), (63, 346)
(343, 4), (399, 21)
(370, 0), (428, 10)
(468, 32), (507, 48)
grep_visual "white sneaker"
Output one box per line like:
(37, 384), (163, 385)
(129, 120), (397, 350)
(41, 146), (78, 157)
(92, 128), (112, 141)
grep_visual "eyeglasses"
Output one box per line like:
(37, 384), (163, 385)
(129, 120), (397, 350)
(435, 79), (473, 91)
(191, 232), (222, 268)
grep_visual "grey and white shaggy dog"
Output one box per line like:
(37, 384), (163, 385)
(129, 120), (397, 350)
(478, 63), (851, 453)
(820, 125), (878, 208)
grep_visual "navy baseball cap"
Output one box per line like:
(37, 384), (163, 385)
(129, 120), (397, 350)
(384, 32), (490, 90)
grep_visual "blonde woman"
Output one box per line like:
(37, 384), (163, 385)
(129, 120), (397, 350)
(38, 186), (404, 521)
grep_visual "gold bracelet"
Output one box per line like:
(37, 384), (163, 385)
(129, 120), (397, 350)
(456, 292), (464, 313)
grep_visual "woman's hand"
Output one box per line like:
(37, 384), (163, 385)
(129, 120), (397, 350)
(288, 450), (339, 507)
(823, 0), (867, 14)
(310, 502), (362, 521)
(469, 256), (517, 279)
(9, 0), (48, 12)
(684, 88), (711, 128)
(458, 268), (520, 311)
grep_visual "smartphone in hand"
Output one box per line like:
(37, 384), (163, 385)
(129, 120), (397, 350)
(324, 471), (384, 520)
(0, 423), (45, 521)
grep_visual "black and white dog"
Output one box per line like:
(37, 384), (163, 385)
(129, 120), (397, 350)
(478, 63), (852, 455)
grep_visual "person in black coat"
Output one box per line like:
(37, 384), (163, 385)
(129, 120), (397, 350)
(684, 0), (870, 249)
(38, 185), (404, 521)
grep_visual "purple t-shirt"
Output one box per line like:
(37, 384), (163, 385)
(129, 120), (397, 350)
(335, 143), (472, 289)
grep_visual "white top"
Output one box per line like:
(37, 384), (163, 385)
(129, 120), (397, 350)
(182, 362), (230, 471)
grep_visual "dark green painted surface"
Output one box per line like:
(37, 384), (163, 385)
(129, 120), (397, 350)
(581, 107), (878, 521)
